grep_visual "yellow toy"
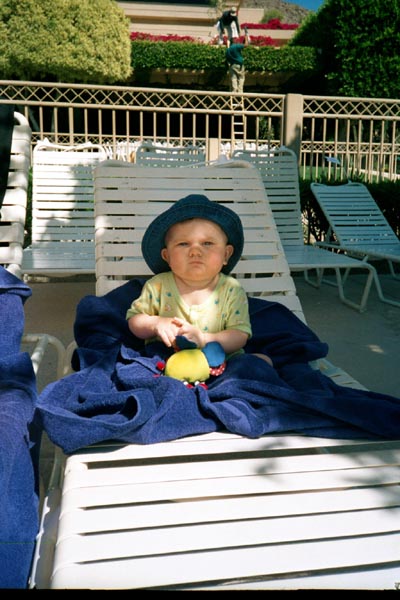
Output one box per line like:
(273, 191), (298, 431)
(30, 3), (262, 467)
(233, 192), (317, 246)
(159, 337), (226, 388)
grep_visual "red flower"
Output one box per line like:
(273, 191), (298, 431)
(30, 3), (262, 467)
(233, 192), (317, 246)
(241, 19), (298, 30)
(130, 21), (297, 48)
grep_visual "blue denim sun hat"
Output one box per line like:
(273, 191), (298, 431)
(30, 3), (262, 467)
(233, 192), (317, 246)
(141, 194), (244, 274)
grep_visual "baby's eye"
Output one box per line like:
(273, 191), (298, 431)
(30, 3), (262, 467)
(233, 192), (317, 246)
(202, 241), (214, 246)
(177, 242), (189, 247)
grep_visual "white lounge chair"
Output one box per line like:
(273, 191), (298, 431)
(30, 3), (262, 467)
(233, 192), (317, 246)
(21, 139), (108, 280)
(0, 112), (65, 377)
(0, 111), (30, 278)
(0, 109), (66, 588)
(94, 160), (303, 316)
(30, 162), (400, 590)
(134, 142), (206, 167)
(231, 147), (376, 312)
(311, 181), (400, 308)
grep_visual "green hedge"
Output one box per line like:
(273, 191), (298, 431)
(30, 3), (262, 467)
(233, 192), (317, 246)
(130, 40), (320, 77)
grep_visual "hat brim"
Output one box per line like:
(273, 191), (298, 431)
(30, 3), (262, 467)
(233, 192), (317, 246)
(141, 194), (244, 275)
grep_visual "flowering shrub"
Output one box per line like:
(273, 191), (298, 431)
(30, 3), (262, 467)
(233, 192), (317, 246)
(242, 19), (299, 31)
(209, 35), (279, 46)
(243, 35), (277, 47)
(130, 32), (200, 43)
(130, 20), (297, 47)
(131, 32), (280, 48)
(208, 33), (277, 47)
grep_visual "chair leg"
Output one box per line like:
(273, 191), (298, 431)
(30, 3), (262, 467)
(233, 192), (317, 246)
(63, 341), (78, 377)
(22, 334), (66, 379)
(388, 260), (400, 280)
(305, 266), (375, 312)
(303, 268), (324, 288)
(333, 266), (376, 312)
(371, 269), (400, 308)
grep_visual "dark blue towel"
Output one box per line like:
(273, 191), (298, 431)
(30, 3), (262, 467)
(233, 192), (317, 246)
(0, 266), (32, 356)
(0, 354), (40, 589)
(0, 267), (40, 589)
(37, 279), (400, 455)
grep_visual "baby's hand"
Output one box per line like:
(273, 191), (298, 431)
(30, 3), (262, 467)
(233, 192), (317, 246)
(173, 319), (205, 348)
(154, 317), (182, 348)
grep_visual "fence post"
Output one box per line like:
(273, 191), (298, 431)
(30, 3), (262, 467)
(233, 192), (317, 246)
(283, 93), (303, 161)
(207, 137), (220, 163)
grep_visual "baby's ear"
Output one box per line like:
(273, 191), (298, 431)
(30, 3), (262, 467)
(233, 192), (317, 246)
(161, 248), (169, 262)
(225, 244), (234, 260)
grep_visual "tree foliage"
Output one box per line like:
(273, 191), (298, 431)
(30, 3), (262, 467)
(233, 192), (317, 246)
(0, 0), (132, 83)
(290, 0), (400, 98)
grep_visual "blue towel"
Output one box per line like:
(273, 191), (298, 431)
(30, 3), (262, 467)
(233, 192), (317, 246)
(0, 267), (40, 589)
(0, 266), (32, 356)
(37, 279), (400, 455)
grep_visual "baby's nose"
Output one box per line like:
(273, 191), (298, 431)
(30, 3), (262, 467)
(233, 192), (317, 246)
(189, 243), (202, 255)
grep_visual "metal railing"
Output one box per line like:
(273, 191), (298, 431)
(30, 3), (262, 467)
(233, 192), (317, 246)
(1, 79), (399, 182)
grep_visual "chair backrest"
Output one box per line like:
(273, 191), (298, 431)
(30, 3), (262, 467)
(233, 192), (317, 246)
(134, 142), (206, 167)
(311, 181), (399, 248)
(231, 146), (304, 247)
(94, 160), (305, 320)
(0, 112), (31, 277)
(30, 139), (108, 247)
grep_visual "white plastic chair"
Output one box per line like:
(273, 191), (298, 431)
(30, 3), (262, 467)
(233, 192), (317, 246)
(29, 161), (400, 590)
(21, 139), (108, 279)
(134, 142), (206, 167)
(311, 181), (400, 308)
(231, 147), (376, 312)
(0, 113), (66, 376)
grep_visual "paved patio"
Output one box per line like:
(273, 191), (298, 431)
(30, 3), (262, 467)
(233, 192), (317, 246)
(22, 273), (399, 489)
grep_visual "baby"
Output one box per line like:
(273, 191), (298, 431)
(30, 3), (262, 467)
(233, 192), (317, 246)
(126, 193), (272, 366)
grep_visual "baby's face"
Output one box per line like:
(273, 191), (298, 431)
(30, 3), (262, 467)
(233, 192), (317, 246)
(161, 218), (233, 283)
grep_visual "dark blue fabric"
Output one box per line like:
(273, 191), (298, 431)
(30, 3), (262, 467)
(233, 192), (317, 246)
(37, 279), (400, 455)
(0, 267), (40, 589)
(0, 266), (32, 355)
(0, 104), (15, 210)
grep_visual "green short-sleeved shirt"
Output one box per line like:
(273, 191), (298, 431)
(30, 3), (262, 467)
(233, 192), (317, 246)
(226, 43), (245, 66)
(126, 271), (252, 355)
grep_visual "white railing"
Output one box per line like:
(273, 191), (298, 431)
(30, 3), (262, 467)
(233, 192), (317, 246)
(1, 80), (399, 182)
